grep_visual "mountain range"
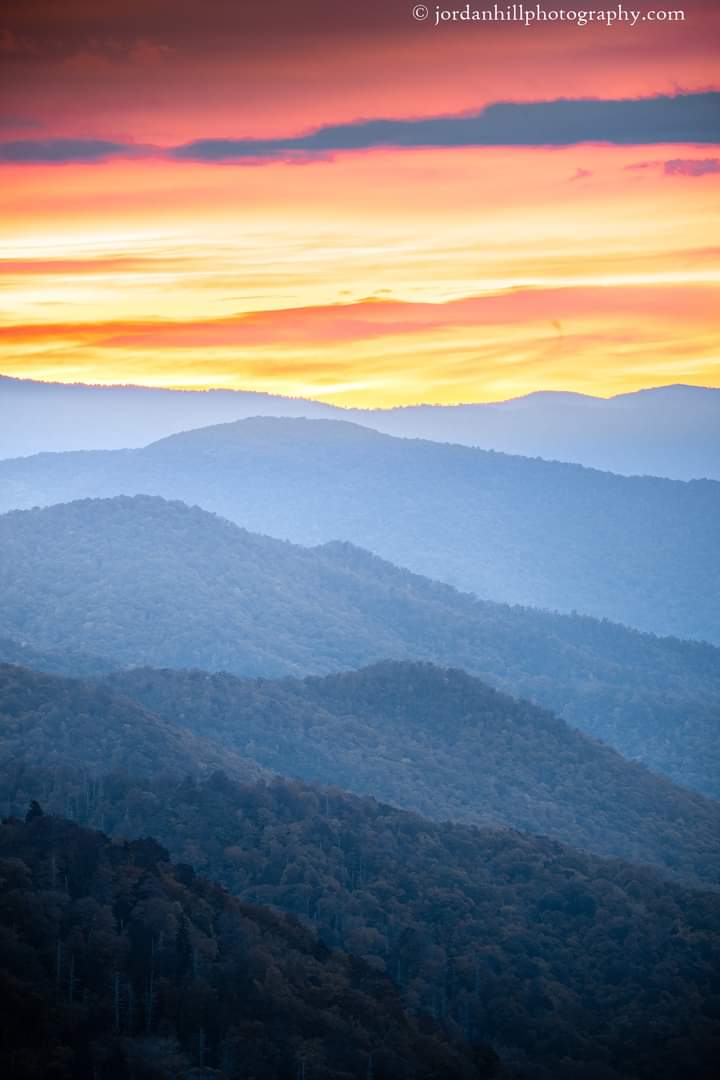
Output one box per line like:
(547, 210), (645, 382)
(1, 417), (718, 642)
(0, 494), (718, 801)
(98, 659), (720, 887)
(4, 658), (720, 886)
(2, 420), (719, 1079)
(2, 375), (719, 480)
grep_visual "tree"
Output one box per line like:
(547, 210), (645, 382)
(25, 799), (44, 822)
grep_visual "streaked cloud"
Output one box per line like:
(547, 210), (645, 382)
(665, 157), (720, 176)
(3, 282), (717, 347)
(628, 156), (720, 177)
(0, 0), (717, 409)
(2, 279), (717, 406)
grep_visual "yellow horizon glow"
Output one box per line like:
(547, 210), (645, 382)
(1, 144), (719, 406)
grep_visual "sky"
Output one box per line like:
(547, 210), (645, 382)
(0, 0), (719, 406)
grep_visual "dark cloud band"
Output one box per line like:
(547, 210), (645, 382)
(171, 93), (720, 160)
(2, 94), (719, 164)
(0, 139), (149, 163)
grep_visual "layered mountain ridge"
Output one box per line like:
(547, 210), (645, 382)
(0, 417), (717, 643)
(1, 494), (718, 798)
(2, 375), (719, 480)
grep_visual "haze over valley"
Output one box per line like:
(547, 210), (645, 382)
(2, 1), (719, 1074)
(2, 416), (718, 644)
(3, 376), (720, 481)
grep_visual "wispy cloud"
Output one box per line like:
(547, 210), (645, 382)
(2, 284), (716, 351)
(664, 157), (720, 176)
(2, 279), (717, 406)
(627, 155), (720, 177)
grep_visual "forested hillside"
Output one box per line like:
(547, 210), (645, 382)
(0, 811), (498, 1080)
(0, 418), (718, 641)
(100, 661), (720, 887)
(0, 636), (113, 677)
(5, 658), (720, 885)
(2, 776), (718, 1080)
(0, 664), (264, 784)
(1, 495), (718, 797)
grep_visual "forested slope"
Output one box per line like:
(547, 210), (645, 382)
(0, 811), (497, 1080)
(102, 661), (720, 887)
(1, 495), (718, 797)
(0, 636), (115, 677)
(2, 775), (718, 1080)
(0, 417), (718, 640)
(0, 664), (264, 784)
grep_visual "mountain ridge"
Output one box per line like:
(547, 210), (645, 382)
(2, 374), (719, 479)
(98, 657), (720, 887)
(1, 493), (718, 797)
(1, 420), (718, 642)
(0, 661), (265, 784)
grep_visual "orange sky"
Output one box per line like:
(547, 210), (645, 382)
(1, 1), (719, 405)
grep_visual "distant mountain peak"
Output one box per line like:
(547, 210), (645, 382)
(147, 413), (388, 450)
(613, 382), (718, 399)
(2, 375), (718, 480)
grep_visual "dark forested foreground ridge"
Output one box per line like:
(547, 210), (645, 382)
(2, 376), (719, 482)
(0, 418), (718, 642)
(0, 812), (501, 1080)
(2, 782), (719, 1079)
(100, 661), (720, 888)
(1, 494), (719, 798)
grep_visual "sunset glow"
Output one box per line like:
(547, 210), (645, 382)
(1, 1), (719, 405)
